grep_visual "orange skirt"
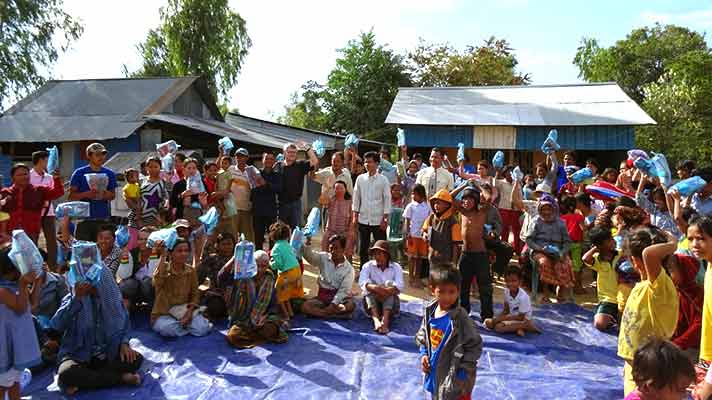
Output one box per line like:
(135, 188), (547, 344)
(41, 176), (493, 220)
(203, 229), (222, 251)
(533, 252), (574, 288)
(275, 267), (304, 303)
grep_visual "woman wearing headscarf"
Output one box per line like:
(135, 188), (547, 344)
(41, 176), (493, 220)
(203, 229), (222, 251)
(50, 254), (142, 395)
(525, 193), (574, 303)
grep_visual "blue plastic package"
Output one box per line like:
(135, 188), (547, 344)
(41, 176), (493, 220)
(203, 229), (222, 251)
(668, 176), (708, 197)
(396, 128), (406, 147)
(55, 201), (91, 218)
(56, 241), (69, 266)
(233, 234), (257, 280)
(199, 207), (220, 234)
(650, 153), (672, 187)
(46, 146), (59, 174)
(457, 143), (465, 162)
(156, 140), (180, 157)
(344, 133), (359, 148)
(570, 167), (594, 184)
(276, 153), (285, 163)
(290, 227), (305, 256)
(303, 207), (321, 237)
(492, 151), (505, 169)
(8, 230), (44, 275)
(85, 173), (108, 194)
(312, 139), (325, 158)
(218, 137), (234, 154)
(511, 166), (524, 182)
(633, 157), (655, 176)
(187, 173), (206, 194)
(115, 225), (130, 248)
(627, 149), (649, 161)
(147, 228), (178, 250)
(543, 244), (561, 257)
(379, 158), (396, 174)
(68, 241), (103, 287)
(161, 153), (175, 172)
(541, 129), (560, 154)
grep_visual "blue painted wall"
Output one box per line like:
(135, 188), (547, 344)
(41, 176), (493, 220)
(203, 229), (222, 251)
(72, 132), (141, 169)
(403, 126), (473, 148)
(0, 154), (12, 187)
(515, 126), (634, 150)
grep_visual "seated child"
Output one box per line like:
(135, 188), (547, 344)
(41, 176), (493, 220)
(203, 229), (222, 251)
(485, 265), (540, 337)
(416, 265), (483, 399)
(269, 221), (303, 320)
(625, 339), (694, 400)
(358, 240), (404, 334)
(582, 227), (620, 331)
(619, 227), (680, 396)
(403, 184), (430, 288)
(0, 248), (41, 400)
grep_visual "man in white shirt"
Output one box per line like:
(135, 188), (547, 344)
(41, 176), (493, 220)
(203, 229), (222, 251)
(358, 240), (404, 334)
(30, 150), (57, 270)
(416, 147), (454, 199)
(301, 234), (355, 319)
(352, 151), (391, 269)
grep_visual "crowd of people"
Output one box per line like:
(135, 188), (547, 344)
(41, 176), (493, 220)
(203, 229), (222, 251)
(1, 134), (712, 400)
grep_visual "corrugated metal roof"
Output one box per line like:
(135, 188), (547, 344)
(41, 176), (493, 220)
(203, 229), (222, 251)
(147, 113), (286, 149)
(0, 77), (214, 142)
(386, 83), (656, 126)
(225, 113), (342, 150)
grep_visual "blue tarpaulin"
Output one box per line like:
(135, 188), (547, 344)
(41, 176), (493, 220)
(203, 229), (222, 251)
(25, 301), (623, 399)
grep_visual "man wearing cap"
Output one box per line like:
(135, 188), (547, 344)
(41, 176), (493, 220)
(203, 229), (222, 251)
(277, 142), (319, 228)
(227, 148), (262, 242)
(358, 240), (404, 334)
(416, 147), (454, 200)
(69, 143), (117, 241)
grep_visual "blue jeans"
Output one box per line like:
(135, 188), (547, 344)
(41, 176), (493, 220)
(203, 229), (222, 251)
(279, 199), (302, 228)
(152, 314), (213, 337)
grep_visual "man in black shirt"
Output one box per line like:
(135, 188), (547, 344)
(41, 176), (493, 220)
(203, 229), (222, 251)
(277, 142), (319, 228)
(251, 152), (282, 250)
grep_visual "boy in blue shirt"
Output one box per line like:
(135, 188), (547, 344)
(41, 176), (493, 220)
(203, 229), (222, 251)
(68, 143), (117, 241)
(416, 265), (483, 399)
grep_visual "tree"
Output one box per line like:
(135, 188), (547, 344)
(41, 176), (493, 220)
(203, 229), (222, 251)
(280, 31), (411, 142)
(573, 24), (707, 103)
(407, 37), (530, 87)
(0, 0), (83, 110)
(127, 0), (251, 103)
(277, 81), (329, 131)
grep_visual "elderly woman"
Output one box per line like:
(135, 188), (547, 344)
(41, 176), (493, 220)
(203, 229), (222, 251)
(151, 238), (213, 337)
(0, 164), (64, 242)
(219, 250), (287, 349)
(525, 194), (573, 303)
(50, 256), (142, 395)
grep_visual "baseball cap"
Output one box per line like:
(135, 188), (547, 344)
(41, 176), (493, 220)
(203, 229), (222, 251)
(86, 143), (107, 156)
(172, 219), (190, 229)
(235, 148), (249, 157)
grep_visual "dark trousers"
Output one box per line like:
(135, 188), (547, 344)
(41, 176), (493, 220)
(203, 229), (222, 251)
(278, 200), (302, 229)
(486, 239), (514, 277)
(58, 353), (143, 390)
(253, 214), (276, 251)
(458, 251), (493, 319)
(42, 216), (58, 269)
(76, 219), (111, 241)
(358, 223), (386, 268)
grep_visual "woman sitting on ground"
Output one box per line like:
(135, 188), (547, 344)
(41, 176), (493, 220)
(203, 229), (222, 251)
(50, 254), (142, 395)
(151, 238), (213, 337)
(221, 250), (288, 349)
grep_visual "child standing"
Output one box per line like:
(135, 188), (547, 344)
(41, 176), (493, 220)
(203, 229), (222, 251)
(269, 222), (303, 320)
(688, 216), (712, 399)
(423, 189), (462, 266)
(416, 266), (483, 400)
(582, 227), (620, 331)
(322, 181), (353, 260)
(625, 339), (695, 400)
(0, 248), (41, 400)
(484, 265), (539, 337)
(560, 195), (585, 294)
(390, 183), (405, 209)
(618, 227), (679, 396)
(403, 184), (430, 288)
(123, 168), (141, 248)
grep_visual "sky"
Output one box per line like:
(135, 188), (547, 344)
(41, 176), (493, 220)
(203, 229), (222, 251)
(51, 0), (712, 121)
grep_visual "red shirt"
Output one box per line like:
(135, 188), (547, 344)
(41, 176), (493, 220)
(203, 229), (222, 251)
(560, 213), (584, 242)
(1, 177), (64, 236)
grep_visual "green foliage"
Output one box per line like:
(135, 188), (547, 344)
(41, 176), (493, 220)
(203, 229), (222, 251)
(573, 24), (707, 103)
(574, 24), (712, 165)
(281, 31), (411, 142)
(0, 0), (83, 110)
(407, 37), (531, 87)
(128, 0), (251, 103)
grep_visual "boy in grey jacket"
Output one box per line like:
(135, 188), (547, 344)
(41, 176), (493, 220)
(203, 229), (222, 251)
(416, 265), (483, 400)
